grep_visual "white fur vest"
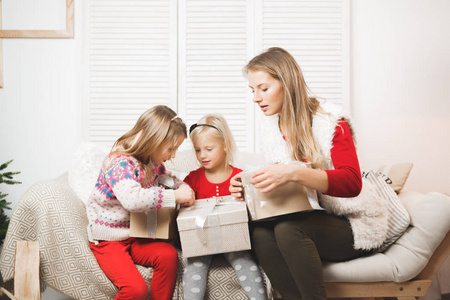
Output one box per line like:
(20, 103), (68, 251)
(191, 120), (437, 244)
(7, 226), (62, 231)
(260, 101), (388, 251)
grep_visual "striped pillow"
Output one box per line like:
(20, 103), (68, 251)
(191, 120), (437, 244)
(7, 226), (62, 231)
(363, 171), (411, 251)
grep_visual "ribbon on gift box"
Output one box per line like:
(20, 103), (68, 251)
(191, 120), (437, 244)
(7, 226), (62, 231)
(242, 161), (322, 220)
(241, 172), (258, 220)
(145, 204), (179, 238)
(193, 196), (238, 251)
(145, 184), (170, 238)
(146, 210), (158, 238)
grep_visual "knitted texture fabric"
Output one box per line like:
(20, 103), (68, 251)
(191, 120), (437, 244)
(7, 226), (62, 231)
(86, 154), (182, 242)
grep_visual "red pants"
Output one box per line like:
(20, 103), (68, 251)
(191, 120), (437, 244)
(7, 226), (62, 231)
(90, 238), (178, 300)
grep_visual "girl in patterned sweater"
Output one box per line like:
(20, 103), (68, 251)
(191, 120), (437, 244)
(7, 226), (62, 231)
(87, 105), (195, 300)
(182, 114), (267, 300)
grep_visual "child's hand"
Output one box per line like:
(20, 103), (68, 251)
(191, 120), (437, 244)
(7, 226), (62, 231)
(229, 173), (244, 201)
(175, 185), (195, 206)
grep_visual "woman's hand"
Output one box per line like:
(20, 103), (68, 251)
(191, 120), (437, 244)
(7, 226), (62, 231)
(251, 164), (298, 193)
(175, 185), (195, 206)
(229, 172), (244, 201)
(251, 164), (329, 194)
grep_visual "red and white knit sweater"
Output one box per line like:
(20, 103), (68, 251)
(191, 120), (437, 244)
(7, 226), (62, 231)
(86, 154), (183, 242)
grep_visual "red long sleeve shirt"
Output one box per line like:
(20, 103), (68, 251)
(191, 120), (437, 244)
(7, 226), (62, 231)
(323, 120), (362, 197)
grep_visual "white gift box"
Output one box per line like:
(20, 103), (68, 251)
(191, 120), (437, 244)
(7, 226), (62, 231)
(177, 196), (251, 258)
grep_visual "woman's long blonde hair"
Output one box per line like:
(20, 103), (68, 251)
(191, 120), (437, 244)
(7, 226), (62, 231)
(112, 105), (187, 181)
(189, 114), (236, 169)
(244, 47), (324, 167)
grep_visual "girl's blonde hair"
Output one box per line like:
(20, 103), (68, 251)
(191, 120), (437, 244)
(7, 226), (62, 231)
(244, 47), (325, 168)
(189, 114), (236, 168)
(112, 105), (187, 181)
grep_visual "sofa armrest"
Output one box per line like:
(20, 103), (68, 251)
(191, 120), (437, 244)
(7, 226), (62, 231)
(0, 173), (118, 299)
(323, 191), (450, 283)
(392, 191), (450, 281)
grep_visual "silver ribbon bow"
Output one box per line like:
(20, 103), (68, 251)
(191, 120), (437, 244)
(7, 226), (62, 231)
(193, 196), (236, 248)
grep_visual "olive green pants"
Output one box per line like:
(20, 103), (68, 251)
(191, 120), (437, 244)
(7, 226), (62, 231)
(251, 210), (369, 300)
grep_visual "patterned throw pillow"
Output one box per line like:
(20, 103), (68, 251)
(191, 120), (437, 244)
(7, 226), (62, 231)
(362, 171), (411, 251)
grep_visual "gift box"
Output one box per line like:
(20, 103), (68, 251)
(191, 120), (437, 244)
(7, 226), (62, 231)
(177, 196), (251, 258)
(241, 163), (322, 221)
(129, 208), (178, 240)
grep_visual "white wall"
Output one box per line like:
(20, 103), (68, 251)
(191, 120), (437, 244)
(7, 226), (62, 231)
(351, 0), (450, 194)
(0, 1), (85, 218)
(1, 0), (449, 222)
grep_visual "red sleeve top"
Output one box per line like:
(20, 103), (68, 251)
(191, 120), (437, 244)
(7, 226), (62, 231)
(183, 166), (243, 199)
(323, 120), (362, 198)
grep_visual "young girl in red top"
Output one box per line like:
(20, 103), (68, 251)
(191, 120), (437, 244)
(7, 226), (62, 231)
(230, 48), (384, 300)
(182, 114), (267, 300)
(87, 105), (195, 300)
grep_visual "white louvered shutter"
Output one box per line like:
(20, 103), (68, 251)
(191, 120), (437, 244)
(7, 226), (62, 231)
(259, 0), (349, 107)
(86, 0), (349, 152)
(252, 0), (349, 152)
(178, 0), (255, 152)
(87, 0), (177, 146)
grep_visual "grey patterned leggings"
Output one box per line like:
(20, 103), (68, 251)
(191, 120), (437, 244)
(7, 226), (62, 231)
(182, 251), (267, 300)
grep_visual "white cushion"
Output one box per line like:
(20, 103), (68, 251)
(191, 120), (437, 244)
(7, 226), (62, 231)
(164, 149), (198, 179)
(323, 191), (450, 282)
(68, 143), (110, 204)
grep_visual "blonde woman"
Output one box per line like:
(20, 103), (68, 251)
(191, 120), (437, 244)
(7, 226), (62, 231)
(183, 114), (266, 300)
(87, 105), (195, 300)
(230, 48), (386, 300)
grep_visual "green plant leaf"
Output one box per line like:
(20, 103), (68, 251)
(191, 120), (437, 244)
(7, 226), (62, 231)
(2, 180), (21, 185)
(0, 159), (20, 247)
(0, 160), (13, 171)
(2, 171), (21, 178)
(0, 200), (12, 210)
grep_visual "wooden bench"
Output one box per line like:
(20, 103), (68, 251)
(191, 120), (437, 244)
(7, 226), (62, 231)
(0, 241), (40, 300)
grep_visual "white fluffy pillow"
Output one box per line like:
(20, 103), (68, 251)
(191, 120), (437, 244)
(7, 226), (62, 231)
(68, 143), (110, 204)
(164, 149), (198, 180)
